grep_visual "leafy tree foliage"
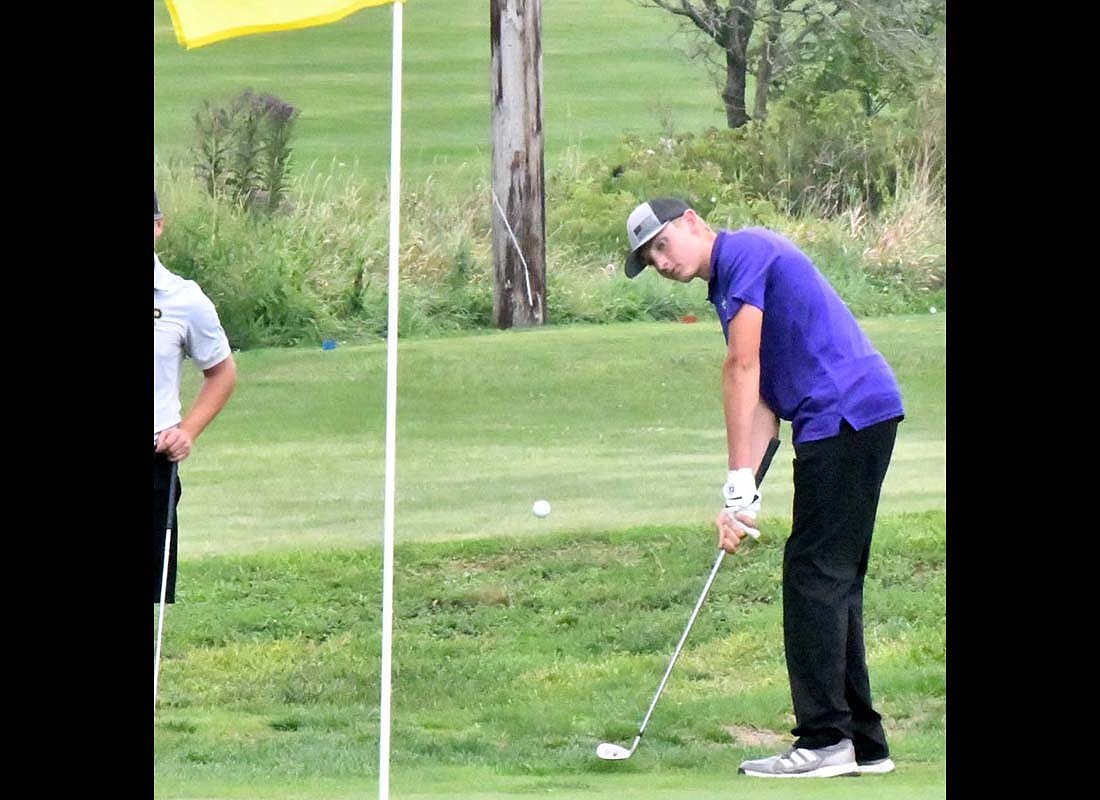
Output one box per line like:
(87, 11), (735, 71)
(634, 0), (945, 126)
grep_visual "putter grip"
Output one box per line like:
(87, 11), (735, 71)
(164, 460), (179, 531)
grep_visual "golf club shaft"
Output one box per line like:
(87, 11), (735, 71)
(154, 459), (179, 709)
(634, 546), (727, 740)
(631, 437), (781, 744)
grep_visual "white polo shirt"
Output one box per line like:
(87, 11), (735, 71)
(154, 254), (232, 439)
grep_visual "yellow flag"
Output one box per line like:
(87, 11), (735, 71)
(165, 0), (400, 50)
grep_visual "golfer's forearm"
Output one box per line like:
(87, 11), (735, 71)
(180, 357), (237, 442)
(749, 400), (780, 470)
(722, 356), (760, 470)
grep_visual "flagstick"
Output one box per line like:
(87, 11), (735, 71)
(379, 3), (403, 800)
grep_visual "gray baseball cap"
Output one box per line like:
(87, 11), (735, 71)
(624, 197), (689, 278)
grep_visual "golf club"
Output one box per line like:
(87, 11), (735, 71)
(154, 459), (179, 711)
(596, 436), (781, 761)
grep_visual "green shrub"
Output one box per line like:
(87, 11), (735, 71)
(158, 195), (334, 349)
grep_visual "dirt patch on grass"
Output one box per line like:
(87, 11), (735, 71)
(723, 724), (787, 748)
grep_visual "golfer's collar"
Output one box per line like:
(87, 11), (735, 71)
(706, 241), (721, 300)
(153, 253), (174, 291)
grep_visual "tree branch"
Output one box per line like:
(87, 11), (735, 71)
(644, 1), (724, 45)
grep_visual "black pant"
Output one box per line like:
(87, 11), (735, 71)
(153, 453), (182, 604)
(783, 417), (899, 762)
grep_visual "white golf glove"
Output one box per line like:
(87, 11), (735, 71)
(721, 467), (761, 539)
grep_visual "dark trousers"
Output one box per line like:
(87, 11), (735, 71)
(153, 453), (182, 604)
(783, 417), (899, 762)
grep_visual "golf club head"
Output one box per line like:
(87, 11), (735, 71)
(596, 742), (633, 760)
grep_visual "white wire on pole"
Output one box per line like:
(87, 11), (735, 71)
(379, 3), (403, 799)
(491, 189), (534, 309)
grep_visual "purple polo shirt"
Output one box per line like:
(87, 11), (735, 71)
(707, 227), (904, 445)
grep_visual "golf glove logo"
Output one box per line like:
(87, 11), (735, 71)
(722, 467), (761, 521)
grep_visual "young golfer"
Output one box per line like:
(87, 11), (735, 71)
(153, 186), (237, 606)
(623, 198), (904, 778)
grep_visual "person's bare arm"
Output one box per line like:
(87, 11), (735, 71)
(716, 306), (778, 552)
(722, 305), (765, 470)
(155, 355), (237, 462)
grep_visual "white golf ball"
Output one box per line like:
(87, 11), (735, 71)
(532, 499), (551, 518)
(930, 306), (937, 314)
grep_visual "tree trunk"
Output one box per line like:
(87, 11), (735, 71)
(490, 0), (546, 328)
(722, 51), (751, 128)
(719, 3), (755, 129)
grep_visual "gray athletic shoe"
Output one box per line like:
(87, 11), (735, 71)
(738, 739), (859, 778)
(858, 756), (896, 774)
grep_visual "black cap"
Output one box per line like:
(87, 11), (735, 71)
(623, 197), (689, 278)
(154, 187), (163, 221)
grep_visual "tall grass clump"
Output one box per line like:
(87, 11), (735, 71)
(192, 90), (301, 215)
(154, 175), (332, 350)
(154, 161), (500, 349)
(858, 78), (946, 305)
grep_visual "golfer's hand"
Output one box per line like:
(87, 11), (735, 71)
(718, 467), (761, 552)
(716, 509), (760, 552)
(155, 426), (193, 462)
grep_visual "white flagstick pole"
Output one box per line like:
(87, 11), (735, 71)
(379, 3), (403, 799)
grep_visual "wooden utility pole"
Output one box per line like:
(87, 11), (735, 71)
(490, 0), (545, 328)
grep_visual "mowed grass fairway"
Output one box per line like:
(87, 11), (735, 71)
(156, 315), (946, 799)
(178, 314), (945, 556)
(154, 0), (732, 189)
